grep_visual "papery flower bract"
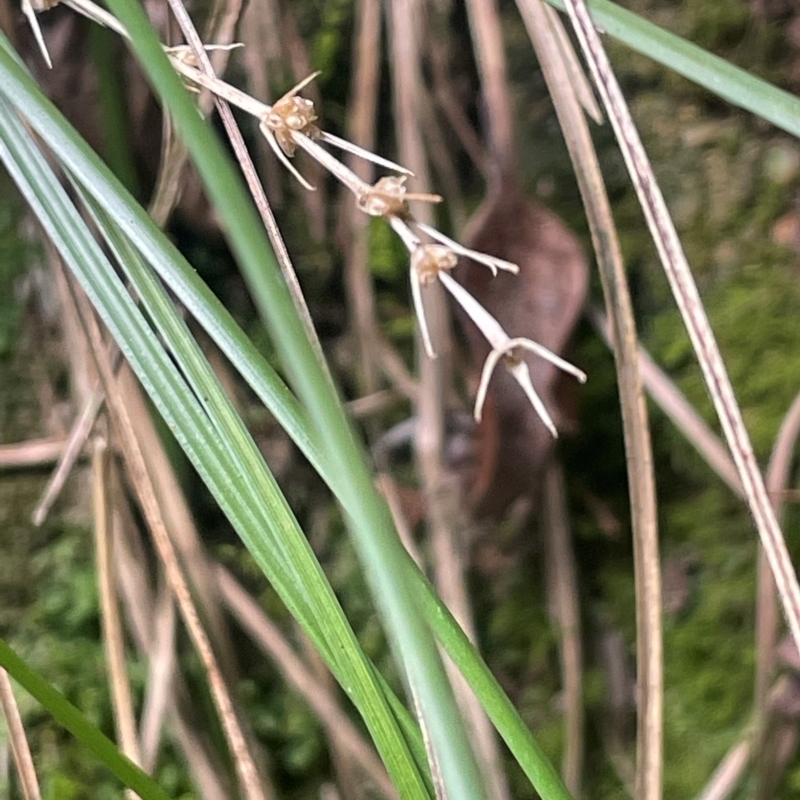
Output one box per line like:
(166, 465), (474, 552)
(165, 43), (243, 69)
(260, 72), (322, 156)
(357, 176), (443, 220)
(358, 176), (412, 218)
(407, 243), (458, 359)
(410, 243), (458, 285)
(21, 0), (55, 68)
(415, 222), (519, 277)
(319, 133), (414, 176)
(438, 271), (586, 437)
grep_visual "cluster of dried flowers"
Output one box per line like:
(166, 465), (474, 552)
(24, 0), (586, 437)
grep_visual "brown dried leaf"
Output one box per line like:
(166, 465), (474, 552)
(454, 187), (588, 517)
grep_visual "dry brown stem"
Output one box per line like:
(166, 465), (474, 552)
(515, 2), (661, 797)
(111, 486), (232, 799)
(92, 427), (143, 782)
(0, 437), (67, 470)
(386, 3), (474, 797)
(32, 385), (104, 525)
(543, 462), (584, 795)
(340, 0), (381, 393)
(590, 306), (742, 496)
(0, 669), (42, 800)
(754, 390), (800, 797)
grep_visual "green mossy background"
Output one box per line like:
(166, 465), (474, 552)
(3, 0), (800, 797)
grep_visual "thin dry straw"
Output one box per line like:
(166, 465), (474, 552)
(753, 390), (800, 795)
(515, 2), (661, 797)
(92, 432), (143, 774)
(341, 0), (382, 392)
(0, 437), (67, 470)
(0, 668), (42, 800)
(589, 307), (742, 496)
(562, 0), (800, 656)
(385, 3), (467, 798)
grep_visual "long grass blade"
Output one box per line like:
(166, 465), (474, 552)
(543, 0), (800, 138)
(0, 639), (170, 800)
(0, 88), (429, 800)
(56, 1), (488, 796)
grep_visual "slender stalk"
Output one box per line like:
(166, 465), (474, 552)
(543, 463), (584, 795)
(33, 386), (105, 525)
(92, 429), (143, 776)
(694, 736), (752, 800)
(165, 0), (332, 385)
(386, 2), (473, 798)
(589, 307), (742, 496)
(0, 669), (42, 800)
(0, 437), (67, 470)
(515, 3), (661, 797)
(341, 0), (381, 393)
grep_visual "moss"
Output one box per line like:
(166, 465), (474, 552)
(681, 0), (750, 50)
(0, 177), (32, 358)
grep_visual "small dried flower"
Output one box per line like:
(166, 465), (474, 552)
(264, 96), (320, 155)
(359, 176), (412, 218)
(357, 176), (442, 220)
(260, 72), (322, 157)
(410, 243), (458, 286)
(405, 243), (457, 357)
(415, 223), (518, 277)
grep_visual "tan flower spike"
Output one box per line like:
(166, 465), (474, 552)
(24, 0), (588, 438)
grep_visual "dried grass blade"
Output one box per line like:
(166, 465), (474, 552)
(138, 587), (177, 773)
(111, 494), (231, 799)
(562, 0), (800, 657)
(543, 4), (601, 123)
(542, 463), (584, 795)
(589, 306), (742, 496)
(32, 384), (105, 526)
(0, 437), (66, 470)
(515, 2), (661, 798)
(0, 668), (42, 800)
(92, 429), (143, 777)
(409, 1), (512, 798)
(694, 737), (751, 800)
(339, 0), (382, 392)
(386, 1), (495, 798)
